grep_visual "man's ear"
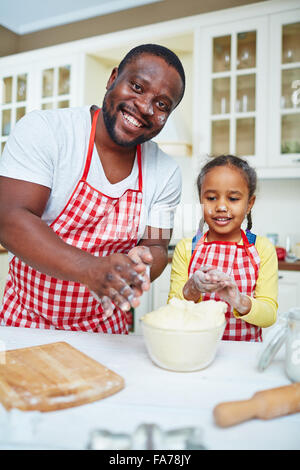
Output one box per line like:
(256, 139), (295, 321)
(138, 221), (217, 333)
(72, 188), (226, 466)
(106, 67), (118, 90)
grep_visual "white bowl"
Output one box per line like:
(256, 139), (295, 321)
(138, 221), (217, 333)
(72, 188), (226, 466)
(142, 320), (225, 372)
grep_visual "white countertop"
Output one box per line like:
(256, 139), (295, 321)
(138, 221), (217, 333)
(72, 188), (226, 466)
(0, 325), (299, 450)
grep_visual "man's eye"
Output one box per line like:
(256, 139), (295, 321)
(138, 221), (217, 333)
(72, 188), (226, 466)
(207, 196), (216, 201)
(157, 101), (169, 111)
(132, 82), (142, 92)
(229, 197), (239, 201)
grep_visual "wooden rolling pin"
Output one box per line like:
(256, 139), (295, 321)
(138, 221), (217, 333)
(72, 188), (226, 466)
(213, 383), (300, 427)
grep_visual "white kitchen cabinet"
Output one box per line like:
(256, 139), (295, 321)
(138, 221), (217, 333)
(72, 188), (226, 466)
(263, 269), (300, 339)
(0, 63), (32, 155)
(152, 263), (172, 311)
(193, 3), (300, 178)
(269, 10), (300, 169)
(0, 252), (9, 302)
(0, 54), (80, 156)
(195, 16), (269, 170)
(277, 270), (300, 315)
(1, 1), (299, 178)
(33, 55), (80, 111)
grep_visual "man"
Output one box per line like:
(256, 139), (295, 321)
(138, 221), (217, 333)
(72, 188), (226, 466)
(0, 44), (185, 333)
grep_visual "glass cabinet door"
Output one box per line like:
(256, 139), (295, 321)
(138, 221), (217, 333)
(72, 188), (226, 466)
(197, 16), (268, 169)
(0, 72), (28, 155)
(39, 64), (71, 110)
(211, 30), (257, 159)
(280, 22), (300, 156)
(270, 9), (300, 168)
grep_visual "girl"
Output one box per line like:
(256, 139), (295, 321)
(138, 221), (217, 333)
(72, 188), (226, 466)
(168, 155), (278, 341)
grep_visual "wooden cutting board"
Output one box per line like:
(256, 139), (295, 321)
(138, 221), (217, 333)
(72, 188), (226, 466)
(0, 341), (124, 412)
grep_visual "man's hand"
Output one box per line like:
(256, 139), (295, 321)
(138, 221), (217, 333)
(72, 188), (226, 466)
(127, 245), (153, 291)
(85, 252), (150, 318)
(91, 247), (153, 319)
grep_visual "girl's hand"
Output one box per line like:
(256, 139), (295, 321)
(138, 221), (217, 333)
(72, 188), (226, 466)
(183, 266), (251, 315)
(183, 265), (222, 301)
(215, 276), (251, 315)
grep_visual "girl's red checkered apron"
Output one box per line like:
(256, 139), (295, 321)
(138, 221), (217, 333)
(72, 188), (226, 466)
(188, 229), (261, 341)
(0, 109), (143, 333)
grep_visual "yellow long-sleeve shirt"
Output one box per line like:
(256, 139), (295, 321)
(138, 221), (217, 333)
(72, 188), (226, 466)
(168, 235), (278, 328)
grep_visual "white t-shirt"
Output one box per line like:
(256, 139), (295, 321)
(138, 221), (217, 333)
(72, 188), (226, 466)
(0, 106), (181, 255)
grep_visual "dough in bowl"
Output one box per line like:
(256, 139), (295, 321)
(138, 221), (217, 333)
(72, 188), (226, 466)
(142, 297), (227, 331)
(141, 298), (227, 371)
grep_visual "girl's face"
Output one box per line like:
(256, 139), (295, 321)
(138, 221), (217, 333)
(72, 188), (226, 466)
(200, 165), (255, 242)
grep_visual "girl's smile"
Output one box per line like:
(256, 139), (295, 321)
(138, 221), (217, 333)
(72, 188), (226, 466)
(200, 165), (255, 242)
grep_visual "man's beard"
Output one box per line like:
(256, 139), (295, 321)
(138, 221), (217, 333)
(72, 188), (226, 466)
(102, 95), (154, 148)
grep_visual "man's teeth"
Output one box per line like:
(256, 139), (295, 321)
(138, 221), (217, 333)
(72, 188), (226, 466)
(123, 112), (142, 127)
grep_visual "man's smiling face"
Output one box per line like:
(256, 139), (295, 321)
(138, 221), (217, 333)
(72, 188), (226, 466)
(102, 53), (184, 148)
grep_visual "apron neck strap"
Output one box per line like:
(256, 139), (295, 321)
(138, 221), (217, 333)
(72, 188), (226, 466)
(136, 144), (142, 192)
(240, 229), (250, 246)
(82, 108), (100, 181)
(83, 108), (143, 192)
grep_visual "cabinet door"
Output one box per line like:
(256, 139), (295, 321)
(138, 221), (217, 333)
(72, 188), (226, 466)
(269, 9), (300, 168)
(0, 64), (33, 155)
(277, 270), (300, 315)
(195, 16), (268, 169)
(152, 263), (172, 311)
(33, 55), (80, 110)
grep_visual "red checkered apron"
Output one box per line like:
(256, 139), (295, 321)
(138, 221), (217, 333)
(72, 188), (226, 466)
(0, 108), (143, 333)
(188, 230), (261, 341)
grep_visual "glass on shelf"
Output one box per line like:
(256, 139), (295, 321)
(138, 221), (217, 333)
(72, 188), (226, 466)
(57, 100), (69, 108)
(213, 35), (231, 73)
(282, 22), (300, 64)
(16, 107), (26, 122)
(281, 114), (300, 154)
(236, 117), (255, 156)
(58, 65), (70, 95)
(237, 31), (256, 70)
(212, 77), (230, 114)
(2, 76), (13, 104)
(281, 68), (300, 109)
(211, 120), (230, 155)
(42, 68), (54, 98)
(1, 109), (11, 137)
(17, 74), (27, 102)
(236, 74), (256, 112)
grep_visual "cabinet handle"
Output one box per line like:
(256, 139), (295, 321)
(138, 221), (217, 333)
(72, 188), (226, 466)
(293, 159), (300, 163)
(278, 275), (283, 279)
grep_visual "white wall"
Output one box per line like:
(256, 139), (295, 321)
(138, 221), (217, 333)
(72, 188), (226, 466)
(254, 179), (300, 249)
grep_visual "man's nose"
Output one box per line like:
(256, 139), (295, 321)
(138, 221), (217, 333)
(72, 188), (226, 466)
(136, 96), (154, 116)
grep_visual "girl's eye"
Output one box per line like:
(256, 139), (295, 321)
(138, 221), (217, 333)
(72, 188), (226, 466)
(229, 197), (239, 201)
(206, 196), (216, 201)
